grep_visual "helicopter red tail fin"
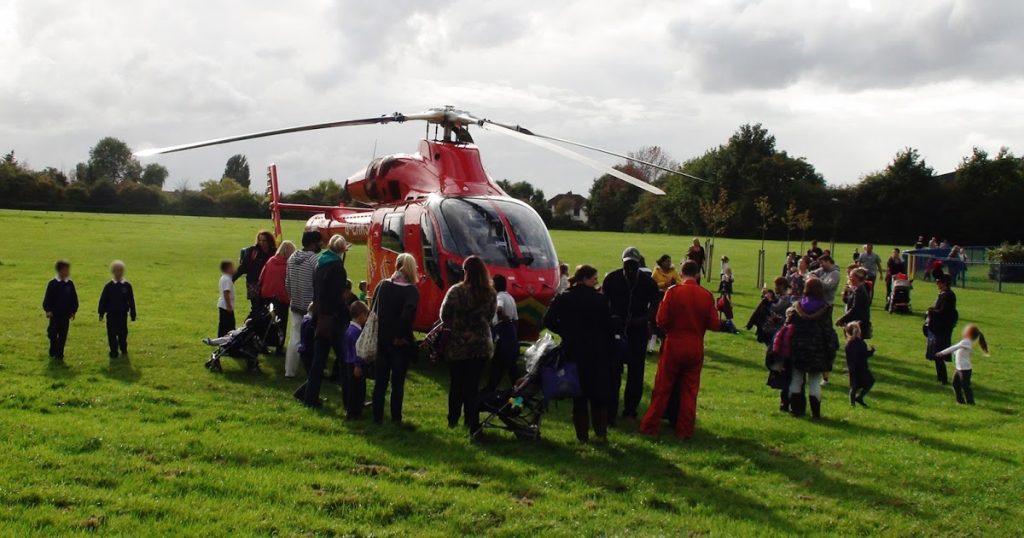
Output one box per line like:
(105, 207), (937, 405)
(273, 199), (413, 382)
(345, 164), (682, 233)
(266, 164), (283, 238)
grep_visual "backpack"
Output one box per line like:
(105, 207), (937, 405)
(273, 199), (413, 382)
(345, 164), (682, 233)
(772, 324), (794, 359)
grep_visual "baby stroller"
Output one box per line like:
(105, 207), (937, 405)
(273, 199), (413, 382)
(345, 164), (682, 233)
(202, 305), (282, 373)
(887, 273), (913, 314)
(478, 335), (559, 441)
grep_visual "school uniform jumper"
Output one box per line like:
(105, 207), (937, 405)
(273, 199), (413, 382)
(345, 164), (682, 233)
(639, 280), (720, 439)
(98, 280), (137, 357)
(43, 277), (78, 360)
(344, 321), (366, 419)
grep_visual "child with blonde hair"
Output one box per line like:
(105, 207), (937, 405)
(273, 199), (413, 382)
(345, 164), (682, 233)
(844, 322), (875, 407)
(936, 324), (990, 405)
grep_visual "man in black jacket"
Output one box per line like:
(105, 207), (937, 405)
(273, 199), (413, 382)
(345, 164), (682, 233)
(42, 260), (78, 362)
(603, 247), (659, 423)
(98, 260), (137, 359)
(925, 275), (957, 384)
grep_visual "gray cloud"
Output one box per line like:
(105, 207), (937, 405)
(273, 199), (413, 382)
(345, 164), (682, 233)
(670, 0), (1024, 91)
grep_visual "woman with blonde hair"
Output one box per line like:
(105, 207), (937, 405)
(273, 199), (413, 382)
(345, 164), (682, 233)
(259, 240), (296, 355)
(371, 252), (420, 424)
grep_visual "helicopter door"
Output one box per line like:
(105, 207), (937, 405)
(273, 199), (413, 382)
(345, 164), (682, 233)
(381, 211), (404, 253)
(420, 213), (443, 288)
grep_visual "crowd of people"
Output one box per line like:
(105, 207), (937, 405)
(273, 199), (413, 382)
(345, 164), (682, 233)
(40, 230), (993, 445)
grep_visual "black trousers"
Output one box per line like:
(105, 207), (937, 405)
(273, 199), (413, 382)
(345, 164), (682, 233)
(218, 308), (235, 338)
(299, 326), (347, 407)
(572, 396), (608, 441)
(849, 369), (875, 399)
(373, 348), (410, 423)
(934, 358), (949, 385)
(270, 299), (289, 353)
(611, 329), (647, 420)
(346, 362), (367, 419)
(47, 315), (71, 359)
(484, 322), (519, 392)
(448, 357), (486, 431)
(105, 312), (129, 355)
(953, 369), (974, 404)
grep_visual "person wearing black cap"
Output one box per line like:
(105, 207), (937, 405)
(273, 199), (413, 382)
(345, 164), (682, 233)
(284, 231), (323, 378)
(925, 274), (957, 385)
(603, 246), (659, 424)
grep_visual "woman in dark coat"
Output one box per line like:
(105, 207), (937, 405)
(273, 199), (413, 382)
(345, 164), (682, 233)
(295, 235), (350, 409)
(440, 256), (497, 439)
(787, 278), (838, 419)
(235, 230), (277, 318)
(372, 253), (420, 424)
(543, 265), (614, 442)
(925, 274), (957, 385)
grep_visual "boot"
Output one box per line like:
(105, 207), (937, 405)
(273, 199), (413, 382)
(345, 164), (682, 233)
(789, 392), (806, 417)
(809, 396), (822, 419)
(779, 391), (790, 413)
(592, 407), (609, 442)
(849, 389), (857, 407)
(572, 413), (590, 443)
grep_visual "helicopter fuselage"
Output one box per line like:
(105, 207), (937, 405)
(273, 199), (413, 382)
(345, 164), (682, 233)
(292, 139), (560, 338)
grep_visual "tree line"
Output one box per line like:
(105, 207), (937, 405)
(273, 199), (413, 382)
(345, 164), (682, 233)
(585, 125), (1024, 245)
(3, 128), (1023, 244)
(0, 137), (347, 219)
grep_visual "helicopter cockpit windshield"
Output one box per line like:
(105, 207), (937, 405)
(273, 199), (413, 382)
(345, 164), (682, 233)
(436, 198), (557, 269)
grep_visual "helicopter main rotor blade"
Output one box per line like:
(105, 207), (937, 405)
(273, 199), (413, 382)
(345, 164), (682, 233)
(480, 120), (711, 184)
(479, 122), (666, 196)
(133, 111), (444, 157)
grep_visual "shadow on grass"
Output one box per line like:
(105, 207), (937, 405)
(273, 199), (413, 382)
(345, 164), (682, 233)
(101, 356), (141, 384)
(695, 431), (929, 521)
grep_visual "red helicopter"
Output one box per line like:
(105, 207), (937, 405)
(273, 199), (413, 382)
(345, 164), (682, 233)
(136, 107), (702, 338)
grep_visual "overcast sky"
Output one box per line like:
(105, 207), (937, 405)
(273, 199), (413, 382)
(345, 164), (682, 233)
(3, 0), (1023, 195)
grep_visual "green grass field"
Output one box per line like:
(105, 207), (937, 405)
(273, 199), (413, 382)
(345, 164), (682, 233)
(1, 209), (1021, 537)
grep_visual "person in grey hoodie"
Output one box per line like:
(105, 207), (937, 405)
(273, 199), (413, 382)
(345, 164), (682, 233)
(813, 255), (841, 308)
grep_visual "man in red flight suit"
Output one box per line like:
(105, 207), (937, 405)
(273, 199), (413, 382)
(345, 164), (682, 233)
(639, 260), (720, 439)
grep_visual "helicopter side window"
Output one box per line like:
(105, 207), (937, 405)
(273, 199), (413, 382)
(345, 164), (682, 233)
(381, 211), (404, 253)
(421, 214), (443, 288)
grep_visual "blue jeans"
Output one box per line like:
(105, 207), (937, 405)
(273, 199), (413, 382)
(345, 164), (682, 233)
(373, 348), (410, 423)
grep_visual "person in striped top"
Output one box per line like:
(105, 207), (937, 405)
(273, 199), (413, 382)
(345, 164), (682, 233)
(284, 231), (323, 378)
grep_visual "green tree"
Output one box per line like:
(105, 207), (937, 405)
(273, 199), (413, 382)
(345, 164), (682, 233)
(283, 180), (348, 206)
(953, 148), (1024, 243)
(84, 137), (142, 184)
(224, 154), (251, 189)
(846, 148), (943, 241)
(586, 163), (646, 232)
(642, 124), (826, 237)
(140, 163), (169, 189)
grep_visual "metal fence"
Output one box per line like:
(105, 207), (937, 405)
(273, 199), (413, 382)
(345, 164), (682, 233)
(905, 249), (1024, 295)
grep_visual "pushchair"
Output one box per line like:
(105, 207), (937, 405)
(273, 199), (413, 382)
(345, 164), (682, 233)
(477, 335), (560, 441)
(202, 305), (282, 373)
(887, 273), (913, 314)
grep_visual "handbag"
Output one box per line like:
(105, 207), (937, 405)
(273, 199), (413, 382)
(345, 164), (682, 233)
(421, 321), (452, 362)
(541, 354), (582, 401)
(355, 283), (383, 363)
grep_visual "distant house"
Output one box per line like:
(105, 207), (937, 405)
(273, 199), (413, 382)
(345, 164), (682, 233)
(548, 191), (588, 223)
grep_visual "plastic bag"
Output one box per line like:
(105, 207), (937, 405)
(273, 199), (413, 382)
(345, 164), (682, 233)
(523, 333), (557, 375)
